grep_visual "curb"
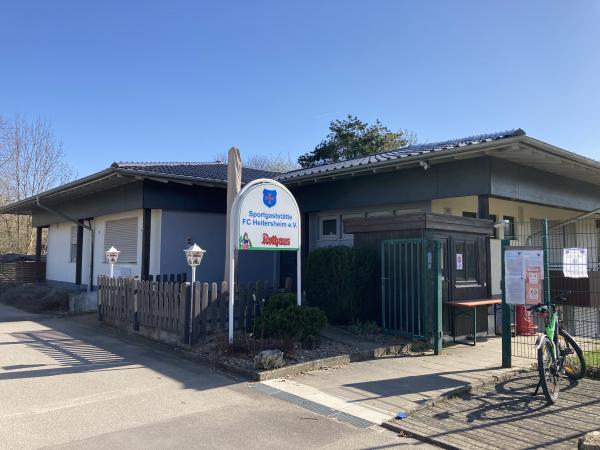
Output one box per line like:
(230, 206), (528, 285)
(250, 343), (426, 381)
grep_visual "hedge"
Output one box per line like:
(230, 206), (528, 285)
(306, 246), (376, 324)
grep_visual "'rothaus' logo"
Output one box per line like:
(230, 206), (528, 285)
(263, 189), (277, 208)
(261, 233), (290, 247)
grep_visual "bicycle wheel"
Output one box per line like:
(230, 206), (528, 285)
(559, 329), (587, 380)
(538, 336), (560, 404)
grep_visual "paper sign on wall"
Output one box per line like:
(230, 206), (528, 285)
(503, 248), (544, 305)
(525, 266), (541, 305)
(456, 253), (463, 270)
(563, 248), (588, 278)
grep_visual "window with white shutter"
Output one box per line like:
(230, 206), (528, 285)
(104, 217), (138, 263)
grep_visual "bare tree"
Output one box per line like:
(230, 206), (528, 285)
(0, 115), (76, 254)
(213, 151), (299, 173)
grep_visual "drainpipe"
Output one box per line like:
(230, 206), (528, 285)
(36, 196), (95, 292)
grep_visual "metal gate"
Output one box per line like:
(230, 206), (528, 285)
(381, 239), (442, 351)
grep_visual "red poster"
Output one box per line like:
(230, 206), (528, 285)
(525, 266), (542, 305)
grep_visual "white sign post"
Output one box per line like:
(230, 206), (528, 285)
(228, 179), (301, 344)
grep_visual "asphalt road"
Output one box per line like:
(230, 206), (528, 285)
(0, 305), (429, 449)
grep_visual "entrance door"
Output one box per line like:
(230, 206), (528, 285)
(449, 234), (487, 301)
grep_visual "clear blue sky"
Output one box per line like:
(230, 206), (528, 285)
(1, 1), (599, 176)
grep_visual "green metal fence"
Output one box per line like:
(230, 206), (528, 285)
(381, 238), (442, 353)
(503, 218), (600, 376)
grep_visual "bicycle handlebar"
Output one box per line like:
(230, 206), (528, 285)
(526, 303), (548, 312)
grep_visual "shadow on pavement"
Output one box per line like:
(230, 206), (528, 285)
(397, 373), (600, 450)
(0, 311), (236, 392)
(343, 365), (505, 401)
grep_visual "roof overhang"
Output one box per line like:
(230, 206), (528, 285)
(281, 136), (600, 187)
(0, 167), (228, 216)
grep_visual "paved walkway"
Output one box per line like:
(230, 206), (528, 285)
(261, 337), (533, 425)
(0, 303), (52, 322)
(388, 373), (600, 449)
(0, 306), (428, 449)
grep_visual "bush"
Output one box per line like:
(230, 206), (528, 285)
(0, 284), (71, 312)
(351, 319), (380, 335)
(306, 246), (376, 324)
(253, 293), (327, 346)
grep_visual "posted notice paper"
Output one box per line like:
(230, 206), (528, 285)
(563, 248), (588, 278)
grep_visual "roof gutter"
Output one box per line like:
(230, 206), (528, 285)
(35, 196), (92, 231)
(0, 168), (119, 214)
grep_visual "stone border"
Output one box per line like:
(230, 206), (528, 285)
(210, 343), (427, 382)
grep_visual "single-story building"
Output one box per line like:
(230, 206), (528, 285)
(2, 128), (600, 337)
(0, 162), (280, 289)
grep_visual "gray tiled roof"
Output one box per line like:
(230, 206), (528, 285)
(277, 129), (525, 181)
(113, 161), (279, 184)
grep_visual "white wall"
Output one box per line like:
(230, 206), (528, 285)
(46, 222), (76, 283)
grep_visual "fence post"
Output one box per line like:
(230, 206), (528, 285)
(97, 276), (103, 321)
(133, 279), (140, 331)
(501, 239), (511, 368)
(433, 241), (443, 355)
(182, 282), (192, 346)
(542, 219), (551, 305)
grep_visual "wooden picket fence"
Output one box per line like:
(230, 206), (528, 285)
(136, 279), (189, 336)
(97, 276), (286, 346)
(190, 280), (277, 343)
(97, 276), (136, 325)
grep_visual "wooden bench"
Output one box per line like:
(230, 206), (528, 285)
(447, 298), (501, 346)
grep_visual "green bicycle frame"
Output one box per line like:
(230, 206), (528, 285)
(544, 308), (559, 359)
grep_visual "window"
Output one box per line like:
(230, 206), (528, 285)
(462, 211), (477, 219)
(319, 217), (338, 240)
(455, 239), (478, 282)
(69, 226), (77, 263)
(504, 216), (515, 240)
(104, 217), (138, 263)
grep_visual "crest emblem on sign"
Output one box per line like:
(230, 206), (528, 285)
(263, 189), (277, 208)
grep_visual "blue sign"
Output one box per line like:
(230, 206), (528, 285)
(263, 189), (277, 208)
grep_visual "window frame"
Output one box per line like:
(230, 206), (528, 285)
(454, 238), (480, 284)
(319, 216), (339, 240)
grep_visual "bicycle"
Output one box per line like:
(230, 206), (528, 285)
(527, 291), (586, 404)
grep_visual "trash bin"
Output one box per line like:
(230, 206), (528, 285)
(516, 305), (538, 335)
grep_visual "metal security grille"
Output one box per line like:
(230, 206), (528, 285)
(505, 218), (600, 376)
(381, 239), (435, 339)
(104, 217), (138, 263)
